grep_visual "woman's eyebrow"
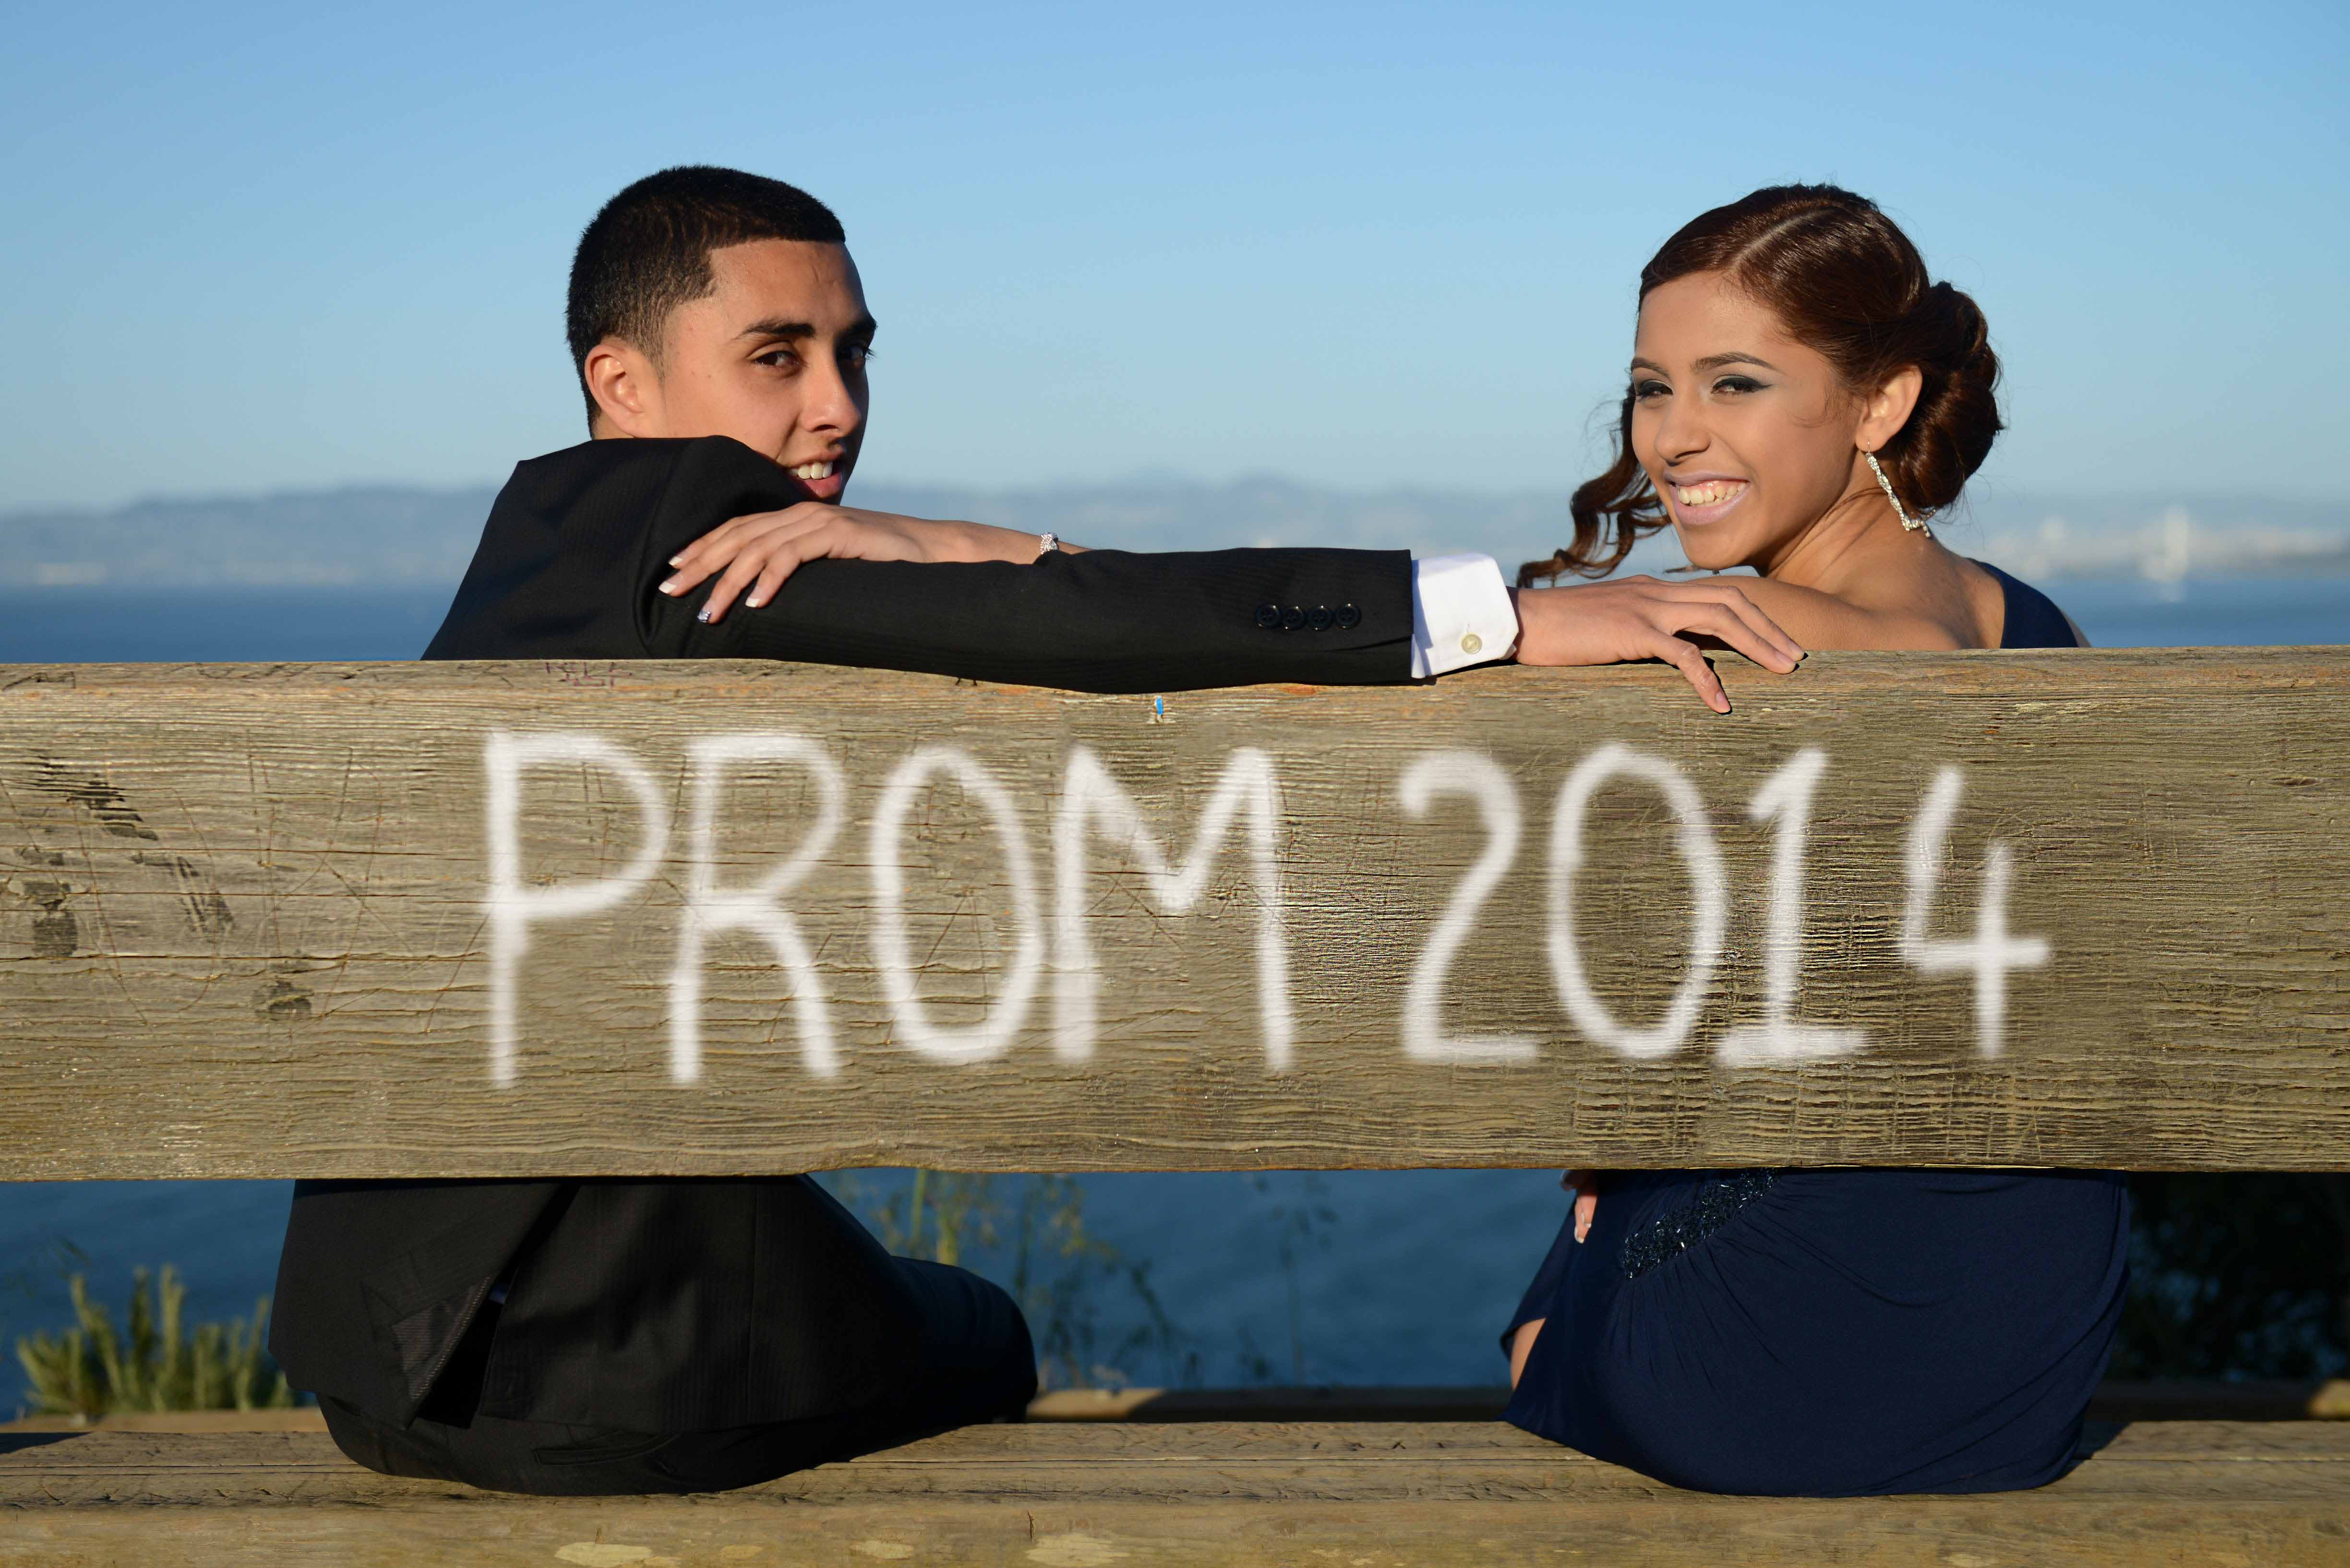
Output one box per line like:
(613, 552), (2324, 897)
(1629, 353), (1782, 376)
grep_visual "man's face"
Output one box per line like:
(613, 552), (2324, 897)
(591, 239), (874, 502)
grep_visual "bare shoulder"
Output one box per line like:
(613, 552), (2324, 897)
(1691, 574), (1969, 652)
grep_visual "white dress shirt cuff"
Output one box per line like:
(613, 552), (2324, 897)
(1410, 553), (1520, 679)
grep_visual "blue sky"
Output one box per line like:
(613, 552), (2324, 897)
(3, 0), (2343, 509)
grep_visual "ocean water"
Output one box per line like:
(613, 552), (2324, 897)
(0, 575), (2338, 665)
(0, 574), (2343, 1409)
(2051, 575), (2349, 649)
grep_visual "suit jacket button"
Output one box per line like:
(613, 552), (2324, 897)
(1256, 604), (1282, 629)
(1281, 606), (1307, 631)
(1308, 606), (1334, 632)
(1336, 603), (1362, 630)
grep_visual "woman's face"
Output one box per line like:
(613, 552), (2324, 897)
(1628, 271), (1872, 573)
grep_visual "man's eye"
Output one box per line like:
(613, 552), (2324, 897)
(754, 348), (802, 371)
(842, 343), (875, 371)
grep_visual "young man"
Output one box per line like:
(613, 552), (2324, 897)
(274, 167), (1799, 1498)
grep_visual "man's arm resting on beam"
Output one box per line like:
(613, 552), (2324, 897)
(667, 548), (1416, 694)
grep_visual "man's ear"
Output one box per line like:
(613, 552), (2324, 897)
(1855, 365), (1924, 453)
(583, 339), (664, 438)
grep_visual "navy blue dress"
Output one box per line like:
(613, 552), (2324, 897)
(1501, 565), (2130, 1496)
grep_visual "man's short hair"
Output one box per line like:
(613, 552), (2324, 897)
(566, 166), (847, 426)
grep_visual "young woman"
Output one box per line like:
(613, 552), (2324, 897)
(1501, 184), (2125, 1496)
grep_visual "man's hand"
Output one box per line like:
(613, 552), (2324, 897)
(661, 504), (1047, 624)
(1511, 575), (1804, 712)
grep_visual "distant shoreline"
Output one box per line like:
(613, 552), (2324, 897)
(7, 482), (2347, 593)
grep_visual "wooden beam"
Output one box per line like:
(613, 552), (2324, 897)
(2, 650), (2345, 1178)
(4, 1422), (2348, 1567)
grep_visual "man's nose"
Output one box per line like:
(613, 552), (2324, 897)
(801, 351), (864, 439)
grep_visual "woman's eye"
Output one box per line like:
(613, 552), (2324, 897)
(1713, 376), (1765, 395)
(1631, 380), (1668, 400)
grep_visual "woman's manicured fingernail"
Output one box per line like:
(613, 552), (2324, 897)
(695, 607), (712, 623)
(659, 577), (679, 594)
(668, 554), (684, 567)
(744, 595), (764, 609)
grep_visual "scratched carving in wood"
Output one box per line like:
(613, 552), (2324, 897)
(0, 651), (2344, 1178)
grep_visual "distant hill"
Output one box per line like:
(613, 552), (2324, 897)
(3, 478), (2344, 591)
(0, 485), (499, 589)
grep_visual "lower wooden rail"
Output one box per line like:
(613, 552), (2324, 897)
(11, 1377), (2348, 1431)
(5, 1420), (2347, 1567)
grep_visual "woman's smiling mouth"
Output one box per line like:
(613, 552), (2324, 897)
(1666, 475), (1749, 524)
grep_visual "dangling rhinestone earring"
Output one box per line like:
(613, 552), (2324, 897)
(1864, 450), (1930, 535)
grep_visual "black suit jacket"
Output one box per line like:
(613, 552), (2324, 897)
(272, 436), (1417, 1433)
(424, 435), (1415, 685)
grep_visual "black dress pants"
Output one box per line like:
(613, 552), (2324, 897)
(320, 1258), (1035, 1496)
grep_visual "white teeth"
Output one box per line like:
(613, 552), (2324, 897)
(791, 461), (835, 480)
(1674, 480), (1743, 508)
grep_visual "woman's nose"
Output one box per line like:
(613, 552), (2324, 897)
(1654, 396), (1710, 464)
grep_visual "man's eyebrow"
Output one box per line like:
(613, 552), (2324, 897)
(733, 315), (880, 342)
(735, 318), (816, 342)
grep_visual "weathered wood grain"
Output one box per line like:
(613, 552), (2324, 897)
(3, 650), (2346, 1177)
(4, 1422), (2348, 1566)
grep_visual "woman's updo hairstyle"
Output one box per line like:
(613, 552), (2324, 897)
(1520, 184), (2002, 584)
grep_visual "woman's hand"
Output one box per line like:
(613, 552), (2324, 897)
(660, 503), (1059, 624)
(1562, 1169), (1600, 1243)
(1511, 575), (1804, 712)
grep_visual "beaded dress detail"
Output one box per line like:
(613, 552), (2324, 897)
(1619, 1171), (1779, 1279)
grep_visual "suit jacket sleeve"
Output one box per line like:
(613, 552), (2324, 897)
(632, 438), (1415, 693)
